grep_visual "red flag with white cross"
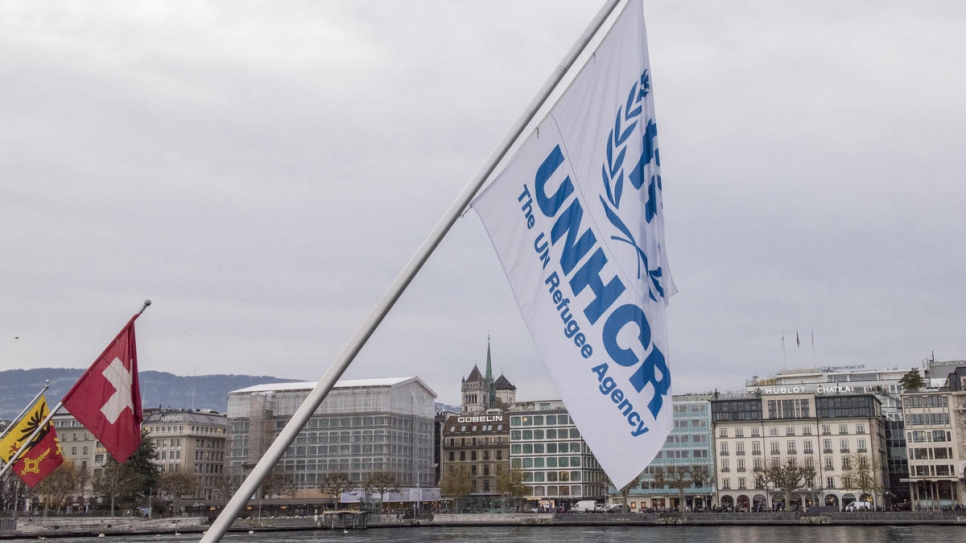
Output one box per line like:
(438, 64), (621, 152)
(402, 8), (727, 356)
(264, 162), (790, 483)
(62, 314), (143, 463)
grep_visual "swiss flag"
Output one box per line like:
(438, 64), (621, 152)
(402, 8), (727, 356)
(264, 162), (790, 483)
(62, 314), (143, 463)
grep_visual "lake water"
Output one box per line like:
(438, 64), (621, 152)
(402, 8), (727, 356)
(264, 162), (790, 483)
(3, 525), (961, 543)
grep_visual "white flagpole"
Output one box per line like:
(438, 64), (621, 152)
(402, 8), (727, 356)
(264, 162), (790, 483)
(199, 1), (626, 541)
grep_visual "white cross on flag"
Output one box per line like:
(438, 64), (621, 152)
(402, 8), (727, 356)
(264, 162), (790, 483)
(62, 313), (143, 462)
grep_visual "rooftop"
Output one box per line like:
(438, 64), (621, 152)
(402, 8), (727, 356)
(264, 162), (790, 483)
(229, 376), (437, 397)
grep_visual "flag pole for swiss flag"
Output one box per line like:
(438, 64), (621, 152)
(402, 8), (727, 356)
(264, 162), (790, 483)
(0, 300), (152, 479)
(61, 300), (151, 464)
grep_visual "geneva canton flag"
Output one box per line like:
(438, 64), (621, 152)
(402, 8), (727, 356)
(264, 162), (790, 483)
(471, 0), (675, 489)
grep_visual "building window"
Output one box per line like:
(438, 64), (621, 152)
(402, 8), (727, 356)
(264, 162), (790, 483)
(736, 442), (745, 455)
(720, 428), (728, 438)
(822, 425), (831, 435)
(752, 441), (761, 455)
(720, 442), (729, 455)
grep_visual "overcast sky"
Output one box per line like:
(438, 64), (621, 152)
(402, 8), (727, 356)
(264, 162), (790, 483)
(2, 1), (965, 406)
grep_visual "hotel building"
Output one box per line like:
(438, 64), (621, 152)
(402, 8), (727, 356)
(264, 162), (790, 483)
(711, 390), (888, 511)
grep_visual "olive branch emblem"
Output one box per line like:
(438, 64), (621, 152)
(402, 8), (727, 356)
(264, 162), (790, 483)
(599, 70), (666, 302)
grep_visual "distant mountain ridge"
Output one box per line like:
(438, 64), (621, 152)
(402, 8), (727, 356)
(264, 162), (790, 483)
(0, 368), (298, 420)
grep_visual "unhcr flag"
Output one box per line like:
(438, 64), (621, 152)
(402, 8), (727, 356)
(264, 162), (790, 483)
(471, 0), (675, 489)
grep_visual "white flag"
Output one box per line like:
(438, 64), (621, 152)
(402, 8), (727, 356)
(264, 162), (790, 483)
(471, 0), (675, 489)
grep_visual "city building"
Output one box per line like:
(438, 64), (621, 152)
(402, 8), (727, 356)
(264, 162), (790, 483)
(625, 393), (715, 511)
(508, 400), (607, 506)
(900, 365), (966, 509)
(711, 390), (889, 511)
(746, 365), (915, 503)
(439, 411), (510, 509)
(142, 408), (228, 500)
(226, 377), (436, 499)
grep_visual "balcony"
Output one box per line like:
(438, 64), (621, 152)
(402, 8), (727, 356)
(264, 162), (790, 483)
(823, 448), (833, 454)
(840, 448), (851, 453)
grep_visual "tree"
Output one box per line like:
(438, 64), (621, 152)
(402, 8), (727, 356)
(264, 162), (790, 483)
(439, 465), (474, 512)
(94, 458), (138, 515)
(263, 472), (297, 499)
(158, 471), (202, 515)
(93, 431), (160, 514)
(496, 468), (531, 512)
(34, 461), (82, 516)
(899, 369), (925, 392)
(606, 473), (641, 515)
(319, 472), (354, 508)
(653, 465), (701, 511)
(364, 471), (400, 512)
(842, 453), (884, 508)
(688, 465), (714, 510)
(755, 458), (809, 510)
(0, 474), (27, 519)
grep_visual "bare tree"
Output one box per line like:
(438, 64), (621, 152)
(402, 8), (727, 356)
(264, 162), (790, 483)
(319, 473), (354, 508)
(606, 473), (642, 515)
(653, 465), (700, 512)
(496, 468), (531, 512)
(159, 471), (202, 515)
(842, 453), (884, 508)
(93, 458), (138, 515)
(34, 461), (81, 516)
(439, 465), (474, 513)
(755, 458), (809, 510)
(364, 471), (400, 512)
(263, 472), (297, 499)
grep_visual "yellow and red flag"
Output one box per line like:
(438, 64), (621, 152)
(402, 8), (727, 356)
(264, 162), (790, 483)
(0, 394), (64, 487)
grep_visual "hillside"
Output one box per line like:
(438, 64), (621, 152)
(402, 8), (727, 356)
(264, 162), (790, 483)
(0, 368), (298, 420)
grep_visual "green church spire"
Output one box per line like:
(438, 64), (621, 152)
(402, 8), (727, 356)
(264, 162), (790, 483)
(485, 335), (496, 405)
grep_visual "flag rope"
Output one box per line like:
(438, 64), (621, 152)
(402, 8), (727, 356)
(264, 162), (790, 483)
(199, 1), (628, 541)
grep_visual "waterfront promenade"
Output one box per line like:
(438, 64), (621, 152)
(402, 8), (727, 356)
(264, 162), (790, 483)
(3, 510), (965, 539)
